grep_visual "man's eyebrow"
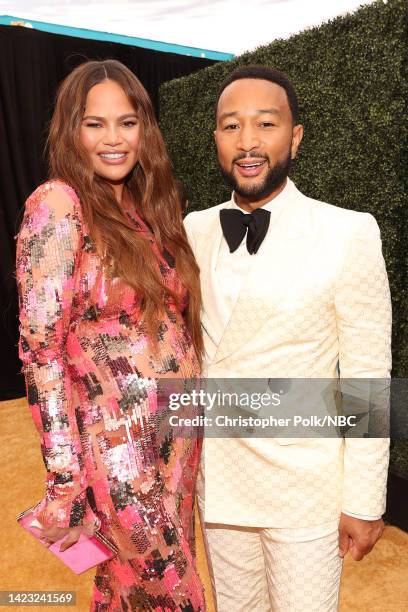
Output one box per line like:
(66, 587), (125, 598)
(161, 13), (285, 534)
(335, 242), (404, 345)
(218, 111), (238, 122)
(257, 108), (281, 116)
(82, 113), (138, 121)
(218, 108), (281, 122)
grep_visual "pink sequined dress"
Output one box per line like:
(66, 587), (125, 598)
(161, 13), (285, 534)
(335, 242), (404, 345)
(16, 180), (205, 611)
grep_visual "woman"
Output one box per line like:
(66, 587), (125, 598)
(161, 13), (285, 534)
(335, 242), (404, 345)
(16, 59), (205, 611)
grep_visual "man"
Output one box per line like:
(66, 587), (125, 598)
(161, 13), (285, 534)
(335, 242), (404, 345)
(184, 65), (391, 611)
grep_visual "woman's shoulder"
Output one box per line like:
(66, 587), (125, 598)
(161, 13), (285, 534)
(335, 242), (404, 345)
(26, 179), (81, 209)
(25, 179), (83, 221)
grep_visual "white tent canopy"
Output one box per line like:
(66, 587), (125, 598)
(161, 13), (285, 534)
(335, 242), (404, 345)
(1, 0), (377, 56)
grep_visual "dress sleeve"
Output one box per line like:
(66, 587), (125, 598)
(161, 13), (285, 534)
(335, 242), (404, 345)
(16, 182), (99, 530)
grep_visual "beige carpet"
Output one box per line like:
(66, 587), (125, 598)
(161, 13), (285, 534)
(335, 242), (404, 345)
(1, 397), (407, 611)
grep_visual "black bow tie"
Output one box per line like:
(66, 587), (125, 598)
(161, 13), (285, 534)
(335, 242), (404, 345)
(220, 207), (271, 254)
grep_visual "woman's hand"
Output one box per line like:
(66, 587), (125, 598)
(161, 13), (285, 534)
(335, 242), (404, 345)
(31, 523), (96, 552)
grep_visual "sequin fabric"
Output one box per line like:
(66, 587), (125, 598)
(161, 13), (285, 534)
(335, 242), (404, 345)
(16, 180), (204, 611)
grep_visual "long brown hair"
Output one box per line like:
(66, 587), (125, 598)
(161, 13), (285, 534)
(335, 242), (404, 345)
(48, 59), (203, 362)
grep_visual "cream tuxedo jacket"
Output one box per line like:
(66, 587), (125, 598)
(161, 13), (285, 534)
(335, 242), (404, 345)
(184, 179), (391, 528)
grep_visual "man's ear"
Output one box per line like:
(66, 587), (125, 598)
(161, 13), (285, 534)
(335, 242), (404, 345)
(291, 124), (304, 159)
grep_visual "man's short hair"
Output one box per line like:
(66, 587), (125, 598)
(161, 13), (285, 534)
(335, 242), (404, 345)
(216, 64), (299, 124)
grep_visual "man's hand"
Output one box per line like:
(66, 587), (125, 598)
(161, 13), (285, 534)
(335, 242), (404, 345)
(338, 513), (385, 561)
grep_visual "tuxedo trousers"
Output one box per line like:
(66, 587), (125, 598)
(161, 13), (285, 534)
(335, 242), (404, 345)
(202, 520), (343, 612)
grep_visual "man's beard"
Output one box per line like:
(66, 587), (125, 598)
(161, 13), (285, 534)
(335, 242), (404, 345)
(220, 150), (292, 202)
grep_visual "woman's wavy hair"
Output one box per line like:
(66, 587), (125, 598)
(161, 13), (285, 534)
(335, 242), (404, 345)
(48, 59), (203, 362)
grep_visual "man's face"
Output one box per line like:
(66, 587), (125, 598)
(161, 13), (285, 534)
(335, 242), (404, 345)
(214, 78), (303, 206)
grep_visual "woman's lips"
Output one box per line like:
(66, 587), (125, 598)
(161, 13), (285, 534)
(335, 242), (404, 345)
(235, 159), (267, 177)
(98, 152), (128, 165)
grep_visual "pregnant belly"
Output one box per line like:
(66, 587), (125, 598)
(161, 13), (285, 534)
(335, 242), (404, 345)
(67, 316), (199, 383)
(66, 321), (200, 453)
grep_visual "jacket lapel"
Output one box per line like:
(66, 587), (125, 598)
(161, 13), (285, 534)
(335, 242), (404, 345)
(196, 207), (232, 360)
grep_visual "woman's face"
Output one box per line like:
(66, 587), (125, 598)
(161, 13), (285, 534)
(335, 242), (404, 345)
(80, 79), (140, 193)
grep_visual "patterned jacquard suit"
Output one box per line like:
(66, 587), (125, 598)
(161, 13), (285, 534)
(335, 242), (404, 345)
(184, 178), (391, 611)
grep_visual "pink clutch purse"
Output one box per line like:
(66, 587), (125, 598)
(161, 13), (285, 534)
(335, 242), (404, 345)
(18, 504), (117, 574)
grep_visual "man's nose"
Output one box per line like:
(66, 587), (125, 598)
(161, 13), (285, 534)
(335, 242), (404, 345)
(236, 126), (261, 151)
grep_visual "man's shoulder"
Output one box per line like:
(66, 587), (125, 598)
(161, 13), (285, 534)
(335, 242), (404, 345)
(185, 200), (228, 220)
(184, 200), (228, 234)
(297, 186), (378, 235)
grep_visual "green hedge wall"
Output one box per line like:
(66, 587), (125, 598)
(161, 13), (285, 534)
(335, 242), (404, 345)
(160, 0), (408, 472)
